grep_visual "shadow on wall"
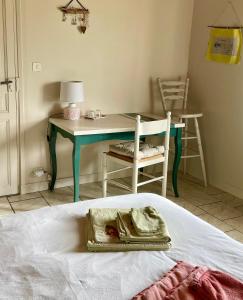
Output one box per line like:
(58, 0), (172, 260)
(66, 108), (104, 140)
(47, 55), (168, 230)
(149, 77), (165, 115)
(42, 81), (64, 116)
(42, 82), (60, 103)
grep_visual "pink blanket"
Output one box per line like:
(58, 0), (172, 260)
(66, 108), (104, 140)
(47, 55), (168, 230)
(133, 261), (243, 300)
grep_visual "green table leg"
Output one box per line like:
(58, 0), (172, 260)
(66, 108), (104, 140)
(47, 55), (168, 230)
(49, 124), (58, 191)
(72, 140), (81, 202)
(172, 128), (182, 197)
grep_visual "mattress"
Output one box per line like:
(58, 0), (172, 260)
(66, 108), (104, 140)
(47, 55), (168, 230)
(0, 193), (242, 299)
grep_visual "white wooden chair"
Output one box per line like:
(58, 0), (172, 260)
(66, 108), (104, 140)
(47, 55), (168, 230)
(102, 112), (171, 197)
(157, 78), (207, 187)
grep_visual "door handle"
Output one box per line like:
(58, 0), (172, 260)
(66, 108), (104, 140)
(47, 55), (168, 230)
(0, 80), (13, 85)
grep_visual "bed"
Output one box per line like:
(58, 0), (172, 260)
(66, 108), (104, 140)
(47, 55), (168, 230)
(0, 193), (242, 299)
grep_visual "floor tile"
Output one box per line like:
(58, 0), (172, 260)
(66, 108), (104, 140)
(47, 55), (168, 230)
(199, 213), (233, 232)
(182, 192), (219, 207)
(212, 193), (243, 207)
(8, 192), (42, 203)
(172, 199), (205, 216)
(11, 197), (48, 213)
(180, 173), (203, 186)
(199, 202), (243, 221)
(212, 192), (235, 202)
(107, 182), (130, 197)
(180, 173), (222, 196)
(41, 187), (74, 206)
(0, 197), (14, 217)
(202, 185), (224, 196)
(225, 216), (243, 234)
(224, 197), (243, 208)
(180, 182), (224, 201)
(226, 230), (243, 244)
(179, 183), (220, 206)
(70, 182), (104, 200)
(166, 193), (183, 203)
(139, 182), (161, 195)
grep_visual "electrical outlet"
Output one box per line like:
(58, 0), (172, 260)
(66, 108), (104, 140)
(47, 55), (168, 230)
(32, 167), (46, 177)
(32, 62), (42, 72)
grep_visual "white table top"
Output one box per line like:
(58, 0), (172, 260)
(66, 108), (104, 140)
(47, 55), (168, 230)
(49, 113), (184, 136)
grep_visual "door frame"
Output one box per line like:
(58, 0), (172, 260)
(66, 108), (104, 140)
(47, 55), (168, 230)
(16, 0), (26, 195)
(12, 0), (24, 195)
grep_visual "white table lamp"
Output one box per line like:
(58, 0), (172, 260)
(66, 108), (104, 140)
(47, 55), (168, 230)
(60, 81), (84, 120)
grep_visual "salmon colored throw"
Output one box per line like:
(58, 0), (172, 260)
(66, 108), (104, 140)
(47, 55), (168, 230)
(133, 261), (243, 300)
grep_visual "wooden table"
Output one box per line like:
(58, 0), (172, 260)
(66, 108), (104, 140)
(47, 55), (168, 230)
(48, 114), (184, 202)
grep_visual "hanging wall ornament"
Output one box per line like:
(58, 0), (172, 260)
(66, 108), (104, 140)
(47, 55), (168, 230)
(59, 0), (90, 34)
(207, 0), (243, 64)
(62, 12), (67, 22)
(79, 12), (89, 33)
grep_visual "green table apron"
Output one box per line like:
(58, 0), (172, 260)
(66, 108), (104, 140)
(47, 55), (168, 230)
(48, 124), (182, 202)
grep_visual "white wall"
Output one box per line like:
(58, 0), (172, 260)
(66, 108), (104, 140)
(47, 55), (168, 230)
(188, 0), (243, 198)
(20, 0), (194, 192)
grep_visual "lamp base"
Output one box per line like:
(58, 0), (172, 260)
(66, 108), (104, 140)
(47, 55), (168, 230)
(64, 104), (81, 120)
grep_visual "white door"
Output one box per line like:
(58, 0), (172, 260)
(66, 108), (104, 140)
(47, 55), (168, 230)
(0, 0), (19, 196)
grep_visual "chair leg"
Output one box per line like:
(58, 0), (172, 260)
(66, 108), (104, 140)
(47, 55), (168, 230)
(183, 118), (189, 175)
(132, 164), (138, 194)
(102, 153), (108, 197)
(162, 178), (167, 197)
(162, 150), (169, 197)
(194, 118), (207, 187)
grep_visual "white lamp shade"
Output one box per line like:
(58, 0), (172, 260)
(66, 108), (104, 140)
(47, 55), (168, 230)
(60, 81), (84, 103)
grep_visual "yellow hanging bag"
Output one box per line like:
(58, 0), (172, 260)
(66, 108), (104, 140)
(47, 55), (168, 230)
(206, 27), (242, 64)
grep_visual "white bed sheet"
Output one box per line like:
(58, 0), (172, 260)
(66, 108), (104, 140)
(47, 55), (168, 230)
(0, 193), (242, 299)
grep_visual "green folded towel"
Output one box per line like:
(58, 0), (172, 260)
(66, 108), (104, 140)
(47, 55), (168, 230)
(87, 209), (171, 252)
(89, 208), (126, 244)
(117, 211), (171, 243)
(131, 206), (168, 236)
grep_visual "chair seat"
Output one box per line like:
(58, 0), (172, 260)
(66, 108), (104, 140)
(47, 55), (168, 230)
(170, 109), (203, 119)
(109, 141), (165, 160)
(107, 151), (164, 164)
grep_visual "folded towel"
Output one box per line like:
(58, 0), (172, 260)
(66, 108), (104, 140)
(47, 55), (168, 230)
(89, 208), (127, 244)
(87, 209), (171, 252)
(131, 206), (167, 236)
(117, 212), (171, 243)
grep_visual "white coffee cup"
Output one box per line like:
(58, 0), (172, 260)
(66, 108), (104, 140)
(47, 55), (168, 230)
(96, 110), (101, 118)
(87, 110), (95, 119)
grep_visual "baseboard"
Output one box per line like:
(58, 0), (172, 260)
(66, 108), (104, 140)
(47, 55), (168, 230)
(21, 169), (133, 195)
(21, 172), (99, 194)
(216, 183), (243, 200)
(187, 170), (243, 199)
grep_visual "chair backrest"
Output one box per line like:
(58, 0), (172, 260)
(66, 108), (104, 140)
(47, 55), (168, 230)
(133, 112), (171, 160)
(157, 78), (189, 113)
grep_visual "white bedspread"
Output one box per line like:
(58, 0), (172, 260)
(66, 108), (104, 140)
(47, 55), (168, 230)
(0, 193), (242, 299)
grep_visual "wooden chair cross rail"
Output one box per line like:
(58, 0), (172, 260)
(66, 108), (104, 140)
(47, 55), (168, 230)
(181, 136), (198, 140)
(181, 155), (200, 159)
(162, 88), (185, 93)
(158, 78), (189, 112)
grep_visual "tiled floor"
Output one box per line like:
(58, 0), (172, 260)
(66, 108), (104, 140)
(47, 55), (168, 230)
(1, 173), (243, 243)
